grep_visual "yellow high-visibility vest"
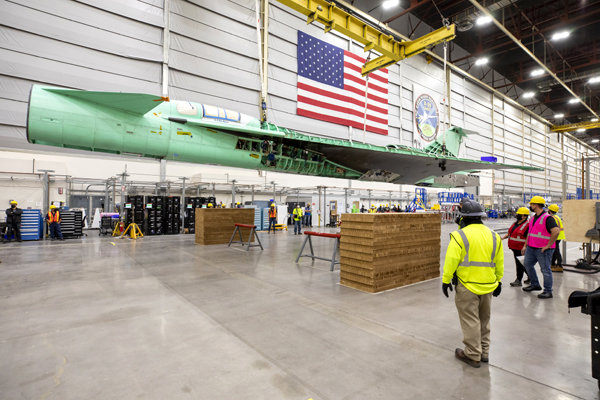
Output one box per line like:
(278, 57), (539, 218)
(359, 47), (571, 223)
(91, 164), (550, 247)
(443, 224), (504, 295)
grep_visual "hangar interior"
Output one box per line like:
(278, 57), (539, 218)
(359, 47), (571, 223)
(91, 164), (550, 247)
(1, 0), (600, 399)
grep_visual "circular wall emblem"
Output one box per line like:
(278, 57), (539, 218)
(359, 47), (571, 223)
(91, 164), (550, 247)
(415, 94), (440, 142)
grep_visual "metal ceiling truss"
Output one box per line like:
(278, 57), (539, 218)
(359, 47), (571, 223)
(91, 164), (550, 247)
(275, 0), (456, 75)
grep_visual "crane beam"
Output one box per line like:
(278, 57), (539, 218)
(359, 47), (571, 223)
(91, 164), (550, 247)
(276, 0), (455, 75)
(551, 121), (600, 133)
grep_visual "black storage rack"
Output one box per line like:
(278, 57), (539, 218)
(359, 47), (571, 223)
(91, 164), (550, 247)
(145, 196), (165, 235)
(60, 210), (83, 238)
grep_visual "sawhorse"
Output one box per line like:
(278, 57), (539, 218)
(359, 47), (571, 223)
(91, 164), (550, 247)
(228, 223), (263, 251)
(295, 231), (341, 271)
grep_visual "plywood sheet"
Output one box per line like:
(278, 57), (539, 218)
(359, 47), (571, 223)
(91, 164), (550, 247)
(563, 200), (600, 243)
(339, 213), (441, 293)
(195, 208), (255, 245)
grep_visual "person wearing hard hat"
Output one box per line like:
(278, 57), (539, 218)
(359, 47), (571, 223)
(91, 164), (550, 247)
(369, 205), (376, 214)
(46, 205), (64, 241)
(5, 200), (23, 242)
(442, 199), (504, 368)
(501, 207), (531, 287)
(236, 202), (242, 209)
(267, 203), (277, 234)
(304, 204), (312, 227)
(548, 204), (564, 273)
(293, 204), (303, 235)
(522, 196), (560, 299)
(207, 203), (213, 208)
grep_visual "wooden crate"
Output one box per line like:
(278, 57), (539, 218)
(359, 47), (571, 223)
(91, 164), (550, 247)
(195, 209), (255, 245)
(339, 213), (441, 293)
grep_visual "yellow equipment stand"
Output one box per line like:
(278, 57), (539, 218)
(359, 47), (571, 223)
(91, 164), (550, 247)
(120, 223), (144, 240)
(275, 224), (287, 231)
(112, 221), (124, 237)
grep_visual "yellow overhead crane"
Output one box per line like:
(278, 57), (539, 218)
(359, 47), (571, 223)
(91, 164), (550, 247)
(551, 121), (600, 133)
(276, 0), (456, 76)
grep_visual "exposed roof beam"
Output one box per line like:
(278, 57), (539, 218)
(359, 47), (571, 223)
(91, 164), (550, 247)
(333, 0), (598, 154)
(468, 0), (598, 118)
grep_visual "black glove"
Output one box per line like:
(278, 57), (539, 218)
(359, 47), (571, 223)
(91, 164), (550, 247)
(493, 282), (502, 297)
(442, 283), (453, 298)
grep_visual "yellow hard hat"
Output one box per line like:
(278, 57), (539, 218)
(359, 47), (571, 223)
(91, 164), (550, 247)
(10, 200), (17, 204)
(548, 204), (559, 213)
(207, 203), (213, 207)
(271, 204), (275, 207)
(50, 205), (57, 209)
(236, 202), (240, 205)
(529, 196), (546, 205)
(517, 207), (530, 215)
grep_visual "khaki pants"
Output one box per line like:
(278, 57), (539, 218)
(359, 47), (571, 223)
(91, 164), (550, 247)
(455, 282), (492, 362)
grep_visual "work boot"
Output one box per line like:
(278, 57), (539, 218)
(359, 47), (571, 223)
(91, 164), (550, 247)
(454, 348), (480, 368)
(481, 356), (489, 363)
(524, 278), (531, 284)
(522, 285), (542, 292)
(551, 265), (563, 273)
(538, 291), (553, 299)
(510, 280), (522, 287)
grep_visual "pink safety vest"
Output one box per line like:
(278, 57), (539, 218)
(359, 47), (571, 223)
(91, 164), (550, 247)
(527, 212), (556, 249)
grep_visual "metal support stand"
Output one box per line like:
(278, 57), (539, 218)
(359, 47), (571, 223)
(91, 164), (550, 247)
(295, 232), (341, 271)
(228, 224), (263, 251)
(231, 179), (237, 207)
(38, 169), (54, 241)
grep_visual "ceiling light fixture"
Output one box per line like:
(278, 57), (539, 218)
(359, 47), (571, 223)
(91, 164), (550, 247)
(531, 69), (544, 77)
(592, 118), (599, 122)
(552, 31), (570, 41)
(554, 114), (564, 118)
(590, 77), (600, 84)
(569, 98), (580, 104)
(523, 92), (535, 98)
(593, 139), (600, 143)
(476, 16), (492, 26)
(382, 0), (400, 9)
(577, 128), (586, 132)
(475, 58), (488, 66)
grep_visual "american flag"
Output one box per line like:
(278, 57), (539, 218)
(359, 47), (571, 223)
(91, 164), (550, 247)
(296, 31), (389, 135)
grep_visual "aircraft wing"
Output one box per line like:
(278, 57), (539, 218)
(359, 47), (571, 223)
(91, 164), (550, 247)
(311, 143), (541, 184)
(43, 88), (167, 115)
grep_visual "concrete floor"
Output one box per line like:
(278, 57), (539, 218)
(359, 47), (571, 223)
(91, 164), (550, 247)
(0, 221), (598, 400)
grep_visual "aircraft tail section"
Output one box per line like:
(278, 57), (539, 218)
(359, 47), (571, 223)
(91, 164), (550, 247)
(43, 87), (168, 115)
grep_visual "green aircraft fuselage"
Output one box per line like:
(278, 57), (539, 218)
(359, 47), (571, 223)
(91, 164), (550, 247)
(26, 86), (542, 187)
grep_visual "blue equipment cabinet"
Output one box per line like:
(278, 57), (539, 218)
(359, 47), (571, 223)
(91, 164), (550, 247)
(262, 208), (270, 231)
(21, 209), (42, 240)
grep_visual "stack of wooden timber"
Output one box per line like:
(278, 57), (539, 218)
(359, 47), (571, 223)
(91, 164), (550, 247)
(195, 208), (255, 245)
(340, 213), (441, 293)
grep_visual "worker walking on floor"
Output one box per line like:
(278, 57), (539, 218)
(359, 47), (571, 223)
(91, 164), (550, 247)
(268, 204), (277, 234)
(548, 204), (564, 273)
(522, 196), (559, 299)
(501, 207), (531, 287)
(5, 200), (23, 242)
(293, 204), (303, 235)
(442, 199), (503, 368)
(46, 205), (64, 241)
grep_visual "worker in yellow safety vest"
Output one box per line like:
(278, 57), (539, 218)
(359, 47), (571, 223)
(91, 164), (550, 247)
(548, 204), (564, 273)
(369, 205), (376, 213)
(442, 199), (504, 368)
(293, 204), (303, 235)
